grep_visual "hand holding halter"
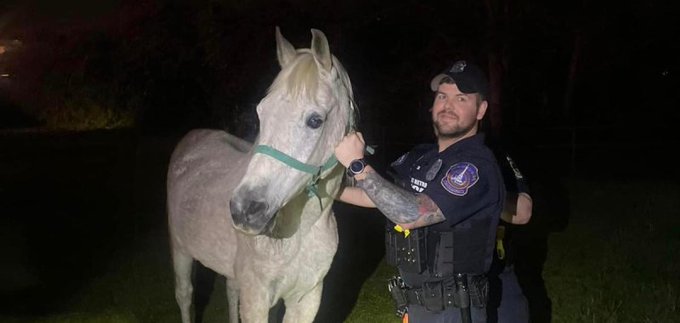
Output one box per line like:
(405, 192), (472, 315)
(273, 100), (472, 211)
(334, 131), (368, 168)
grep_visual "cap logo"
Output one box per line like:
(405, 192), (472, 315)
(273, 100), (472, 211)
(449, 60), (467, 73)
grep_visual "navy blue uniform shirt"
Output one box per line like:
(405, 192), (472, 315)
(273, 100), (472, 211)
(491, 148), (530, 268)
(390, 133), (505, 276)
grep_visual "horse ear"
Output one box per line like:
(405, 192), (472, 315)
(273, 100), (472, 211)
(310, 28), (332, 72)
(276, 26), (296, 68)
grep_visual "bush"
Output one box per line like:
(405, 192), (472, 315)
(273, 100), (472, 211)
(37, 97), (134, 131)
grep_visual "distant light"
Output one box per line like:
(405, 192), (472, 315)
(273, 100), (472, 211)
(661, 70), (669, 77)
(1, 74), (10, 77)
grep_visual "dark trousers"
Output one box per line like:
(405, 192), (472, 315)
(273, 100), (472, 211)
(407, 304), (487, 323)
(487, 265), (529, 323)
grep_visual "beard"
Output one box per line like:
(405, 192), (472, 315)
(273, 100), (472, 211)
(433, 113), (476, 139)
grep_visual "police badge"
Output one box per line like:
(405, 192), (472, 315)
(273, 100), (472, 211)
(426, 159), (443, 181)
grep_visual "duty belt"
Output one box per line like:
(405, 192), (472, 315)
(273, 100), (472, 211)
(406, 287), (459, 308)
(403, 274), (487, 310)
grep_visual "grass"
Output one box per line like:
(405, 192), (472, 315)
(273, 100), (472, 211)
(344, 260), (400, 323)
(2, 132), (679, 323)
(3, 178), (678, 323)
(544, 179), (680, 323)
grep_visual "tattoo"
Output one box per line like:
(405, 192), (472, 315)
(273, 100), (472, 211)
(414, 194), (446, 227)
(357, 171), (446, 227)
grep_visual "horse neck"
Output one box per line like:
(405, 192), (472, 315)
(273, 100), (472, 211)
(266, 164), (343, 239)
(243, 165), (342, 259)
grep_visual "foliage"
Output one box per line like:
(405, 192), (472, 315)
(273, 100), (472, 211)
(37, 97), (134, 131)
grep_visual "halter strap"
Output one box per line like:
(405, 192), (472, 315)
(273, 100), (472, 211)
(254, 144), (338, 209)
(254, 145), (338, 176)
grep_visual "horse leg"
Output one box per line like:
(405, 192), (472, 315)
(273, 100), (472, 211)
(172, 248), (194, 323)
(238, 287), (273, 323)
(282, 283), (323, 323)
(226, 278), (239, 323)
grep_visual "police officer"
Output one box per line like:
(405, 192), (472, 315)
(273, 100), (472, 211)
(335, 60), (505, 323)
(486, 146), (533, 323)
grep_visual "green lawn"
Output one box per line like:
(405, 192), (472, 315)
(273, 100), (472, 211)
(3, 178), (678, 323)
(544, 179), (680, 323)
(2, 132), (678, 323)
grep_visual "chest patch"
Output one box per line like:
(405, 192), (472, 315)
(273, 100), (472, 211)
(441, 162), (479, 196)
(426, 159), (443, 181)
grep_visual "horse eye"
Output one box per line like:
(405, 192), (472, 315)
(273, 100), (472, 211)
(306, 113), (324, 129)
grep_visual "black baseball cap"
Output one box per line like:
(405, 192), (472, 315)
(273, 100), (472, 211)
(430, 60), (489, 99)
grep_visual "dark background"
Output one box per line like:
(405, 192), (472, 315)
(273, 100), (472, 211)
(2, 0), (678, 164)
(0, 0), (678, 322)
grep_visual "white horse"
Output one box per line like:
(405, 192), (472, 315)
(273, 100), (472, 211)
(167, 27), (356, 323)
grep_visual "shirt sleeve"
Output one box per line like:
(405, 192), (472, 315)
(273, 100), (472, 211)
(388, 144), (433, 189)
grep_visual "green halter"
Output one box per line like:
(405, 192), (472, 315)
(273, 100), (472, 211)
(253, 144), (339, 209)
(253, 80), (362, 209)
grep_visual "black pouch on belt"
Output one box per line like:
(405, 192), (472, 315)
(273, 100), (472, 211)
(468, 275), (489, 308)
(385, 226), (428, 273)
(385, 226), (399, 267)
(421, 281), (445, 312)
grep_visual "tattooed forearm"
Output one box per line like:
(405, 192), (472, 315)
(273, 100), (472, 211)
(356, 171), (419, 223)
(410, 194), (446, 228)
(356, 171), (446, 228)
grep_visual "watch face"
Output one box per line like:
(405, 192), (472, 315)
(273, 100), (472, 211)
(350, 159), (365, 174)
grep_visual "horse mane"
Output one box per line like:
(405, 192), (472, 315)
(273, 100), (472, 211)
(269, 52), (319, 99)
(267, 51), (359, 130)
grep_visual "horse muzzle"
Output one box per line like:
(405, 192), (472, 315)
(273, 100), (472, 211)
(230, 192), (275, 235)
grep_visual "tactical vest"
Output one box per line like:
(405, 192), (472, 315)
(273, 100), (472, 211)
(385, 214), (492, 277)
(386, 140), (499, 277)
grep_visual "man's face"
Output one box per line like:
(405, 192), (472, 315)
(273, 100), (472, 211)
(431, 82), (488, 139)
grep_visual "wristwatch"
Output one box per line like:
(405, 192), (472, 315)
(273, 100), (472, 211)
(347, 158), (367, 177)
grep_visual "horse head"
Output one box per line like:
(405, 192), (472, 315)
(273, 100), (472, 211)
(230, 27), (355, 236)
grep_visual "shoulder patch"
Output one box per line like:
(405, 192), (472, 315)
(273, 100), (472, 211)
(391, 152), (409, 167)
(441, 162), (479, 196)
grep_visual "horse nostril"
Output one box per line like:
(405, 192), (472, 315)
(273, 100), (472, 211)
(244, 201), (267, 220)
(230, 198), (268, 222)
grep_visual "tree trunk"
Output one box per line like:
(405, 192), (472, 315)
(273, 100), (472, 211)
(487, 52), (504, 138)
(563, 32), (582, 120)
(483, 0), (507, 138)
